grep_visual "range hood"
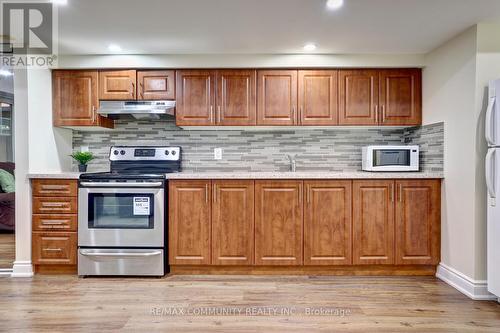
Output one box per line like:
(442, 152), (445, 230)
(98, 100), (176, 120)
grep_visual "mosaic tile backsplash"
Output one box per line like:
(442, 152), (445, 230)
(73, 120), (444, 173)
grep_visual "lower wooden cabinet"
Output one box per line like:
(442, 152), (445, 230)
(304, 180), (352, 265)
(168, 178), (441, 273)
(255, 180), (303, 266)
(32, 232), (77, 265)
(353, 180), (395, 265)
(395, 180), (440, 265)
(169, 180), (211, 265)
(212, 180), (254, 265)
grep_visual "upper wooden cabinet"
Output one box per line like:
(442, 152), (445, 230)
(176, 70), (256, 126)
(52, 70), (113, 128)
(137, 70), (175, 100)
(257, 70), (298, 125)
(395, 180), (440, 265)
(99, 70), (137, 100)
(175, 70), (216, 126)
(298, 70), (338, 125)
(212, 180), (254, 265)
(255, 180), (303, 265)
(352, 180), (395, 265)
(304, 180), (352, 265)
(169, 180), (211, 265)
(379, 69), (422, 126)
(339, 69), (422, 126)
(339, 70), (379, 126)
(217, 70), (257, 125)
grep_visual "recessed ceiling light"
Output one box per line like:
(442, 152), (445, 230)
(303, 43), (317, 52)
(108, 44), (122, 53)
(0, 69), (13, 77)
(51, 0), (68, 5)
(326, 0), (344, 10)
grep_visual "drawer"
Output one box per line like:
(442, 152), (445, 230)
(33, 197), (78, 214)
(32, 179), (78, 197)
(32, 232), (77, 265)
(33, 214), (77, 232)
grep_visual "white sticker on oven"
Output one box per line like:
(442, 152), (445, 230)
(133, 197), (150, 216)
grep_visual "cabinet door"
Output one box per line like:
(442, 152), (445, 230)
(99, 70), (137, 100)
(255, 180), (303, 265)
(304, 180), (352, 265)
(137, 70), (175, 100)
(169, 180), (211, 265)
(257, 70), (297, 125)
(53, 70), (112, 128)
(338, 70), (379, 125)
(212, 180), (254, 265)
(353, 180), (395, 265)
(216, 70), (256, 125)
(298, 70), (338, 125)
(175, 70), (216, 126)
(379, 69), (422, 126)
(32, 232), (77, 265)
(395, 180), (440, 265)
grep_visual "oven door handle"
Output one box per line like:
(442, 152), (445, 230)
(80, 182), (163, 188)
(79, 250), (162, 258)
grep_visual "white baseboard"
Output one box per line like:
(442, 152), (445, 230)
(436, 263), (497, 300)
(0, 269), (12, 276)
(11, 261), (33, 278)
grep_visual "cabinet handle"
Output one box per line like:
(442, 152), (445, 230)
(41, 220), (66, 225)
(375, 105), (379, 123)
(217, 105), (221, 123)
(139, 82), (144, 99)
(299, 106), (303, 125)
(292, 106), (296, 123)
(92, 106), (97, 123)
(399, 184), (403, 202)
(131, 82), (135, 97)
(390, 184), (394, 203)
(213, 184), (217, 203)
(205, 184), (209, 203)
(381, 105), (385, 123)
(210, 105), (213, 123)
(43, 248), (62, 252)
(307, 186), (311, 204)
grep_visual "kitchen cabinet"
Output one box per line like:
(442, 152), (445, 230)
(395, 180), (440, 265)
(304, 180), (352, 265)
(99, 70), (137, 100)
(339, 70), (379, 126)
(52, 70), (113, 128)
(298, 70), (338, 125)
(137, 70), (175, 100)
(353, 180), (395, 265)
(255, 180), (303, 265)
(339, 69), (422, 126)
(379, 69), (422, 126)
(169, 180), (211, 265)
(175, 70), (216, 126)
(216, 70), (257, 125)
(31, 179), (78, 273)
(257, 70), (298, 125)
(212, 180), (254, 265)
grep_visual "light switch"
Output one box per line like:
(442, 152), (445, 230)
(214, 148), (223, 160)
(81, 146), (89, 152)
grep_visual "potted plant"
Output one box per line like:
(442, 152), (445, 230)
(70, 151), (95, 172)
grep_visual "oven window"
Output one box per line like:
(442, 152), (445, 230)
(88, 193), (154, 229)
(373, 150), (410, 166)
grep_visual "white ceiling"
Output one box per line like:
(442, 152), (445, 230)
(57, 0), (500, 55)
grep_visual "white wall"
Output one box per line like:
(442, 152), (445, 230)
(423, 26), (479, 279)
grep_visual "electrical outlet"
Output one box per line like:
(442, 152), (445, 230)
(81, 146), (89, 152)
(214, 148), (223, 160)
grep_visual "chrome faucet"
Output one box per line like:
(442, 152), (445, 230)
(286, 154), (297, 172)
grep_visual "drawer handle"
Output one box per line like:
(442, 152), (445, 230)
(40, 220), (67, 225)
(41, 185), (68, 190)
(43, 248), (62, 252)
(42, 203), (67, 207)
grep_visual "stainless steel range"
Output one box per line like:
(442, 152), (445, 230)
(78, 146), (181, 276)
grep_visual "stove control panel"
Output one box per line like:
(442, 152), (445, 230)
(109, 146), (181, 161)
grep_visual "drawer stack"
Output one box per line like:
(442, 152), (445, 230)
(32, 179), (78, 273)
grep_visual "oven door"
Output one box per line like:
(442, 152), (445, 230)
(78, 185), (164, 247)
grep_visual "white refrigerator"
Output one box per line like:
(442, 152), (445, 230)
(486, 79), (500, 299)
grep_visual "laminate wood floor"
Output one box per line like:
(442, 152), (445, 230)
(0, 275), (499, 332)
(0, 233), (15, 269)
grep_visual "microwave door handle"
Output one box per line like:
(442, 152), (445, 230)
(486, 149), (497, 199)
(486, 97), (496, 146)
(80, 182), (163, 187)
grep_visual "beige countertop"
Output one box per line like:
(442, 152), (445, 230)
(28, 171), (444, 180)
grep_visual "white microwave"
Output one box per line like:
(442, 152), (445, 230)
(362, 145), (419, 172)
